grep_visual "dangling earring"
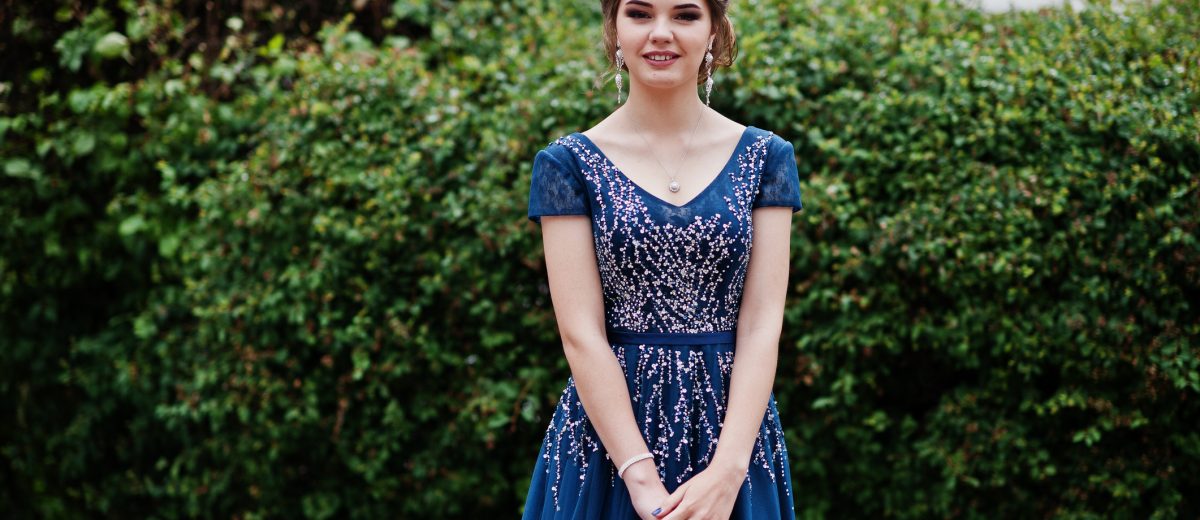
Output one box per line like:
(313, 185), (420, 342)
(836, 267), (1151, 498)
(703, 41), (714, 106)
(615, 41), (625, 105)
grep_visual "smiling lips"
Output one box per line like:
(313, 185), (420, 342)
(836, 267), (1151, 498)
(643, 52), (680, 67)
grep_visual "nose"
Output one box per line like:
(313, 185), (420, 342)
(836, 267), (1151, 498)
(648, 17), (673, 44)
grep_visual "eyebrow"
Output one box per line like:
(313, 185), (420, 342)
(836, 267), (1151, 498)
(625, 0), (703, 9)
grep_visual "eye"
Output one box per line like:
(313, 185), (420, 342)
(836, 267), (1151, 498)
(625, 10), (702, 21)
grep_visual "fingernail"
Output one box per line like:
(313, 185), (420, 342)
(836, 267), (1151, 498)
(651, 508), (662, 516)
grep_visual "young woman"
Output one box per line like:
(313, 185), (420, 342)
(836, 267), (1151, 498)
(523, 1), (802, 518)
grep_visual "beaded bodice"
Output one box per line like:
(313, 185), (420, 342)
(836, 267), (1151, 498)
(528, 126), (803, 334)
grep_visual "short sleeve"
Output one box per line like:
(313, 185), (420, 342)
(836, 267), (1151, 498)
(753, 136), (804, 212)
(527, 146), (590, 224)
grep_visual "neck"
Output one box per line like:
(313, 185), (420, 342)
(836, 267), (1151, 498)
(618, 80), (708, 138)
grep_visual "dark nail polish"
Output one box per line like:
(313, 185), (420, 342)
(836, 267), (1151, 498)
(651, 507), (662, 516)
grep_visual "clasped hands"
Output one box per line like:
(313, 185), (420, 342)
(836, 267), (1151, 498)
(624, 457), (745, 520)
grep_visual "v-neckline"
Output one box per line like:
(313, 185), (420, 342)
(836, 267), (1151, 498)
(572, 126), (756, 210)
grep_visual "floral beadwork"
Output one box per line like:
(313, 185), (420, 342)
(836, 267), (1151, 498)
(557, 130), (772, 334)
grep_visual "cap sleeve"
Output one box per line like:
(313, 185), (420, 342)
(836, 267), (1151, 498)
(753, 136), (804, 212)
(527, 145), (590, 224)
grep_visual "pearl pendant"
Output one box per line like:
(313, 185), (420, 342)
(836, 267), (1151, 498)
(668, 180), (680, 193)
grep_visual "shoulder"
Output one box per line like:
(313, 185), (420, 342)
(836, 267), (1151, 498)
(755, 129), (795, 161)
(535, 135), (581, 167)
(532, 135), (588, 184)
(750, 126), (791, 148)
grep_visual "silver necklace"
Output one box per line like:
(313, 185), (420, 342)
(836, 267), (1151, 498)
(627, 107), (706, 193)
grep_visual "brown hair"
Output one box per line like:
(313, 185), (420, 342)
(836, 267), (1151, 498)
(598, 0), (738, 87)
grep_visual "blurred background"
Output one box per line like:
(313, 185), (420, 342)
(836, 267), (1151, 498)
(1, 0), (1197, 517)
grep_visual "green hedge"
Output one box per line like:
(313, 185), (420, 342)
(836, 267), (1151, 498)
(1, 0), (1197, 517)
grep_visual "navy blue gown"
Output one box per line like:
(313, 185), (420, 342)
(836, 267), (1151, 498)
(523, 126), (803, 519)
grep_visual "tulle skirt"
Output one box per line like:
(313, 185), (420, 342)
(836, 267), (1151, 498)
(521, 328), (795, 519)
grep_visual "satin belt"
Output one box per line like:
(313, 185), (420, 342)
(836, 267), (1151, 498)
(606, 327), (736, 346)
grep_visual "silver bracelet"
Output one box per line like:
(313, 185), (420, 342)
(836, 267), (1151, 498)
(617, 452), (654, 479)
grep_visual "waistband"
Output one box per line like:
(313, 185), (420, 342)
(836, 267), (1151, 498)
(606, 327), (736, 346)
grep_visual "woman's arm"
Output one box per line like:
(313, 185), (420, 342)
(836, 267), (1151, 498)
(539, 215), (667, 501)
(712, 206), (794, 474)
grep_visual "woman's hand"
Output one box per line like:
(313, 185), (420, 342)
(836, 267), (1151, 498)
(622, 460), (671, 520)
(655, 460), (746, 520)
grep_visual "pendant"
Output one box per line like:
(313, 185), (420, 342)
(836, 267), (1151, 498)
(668, 180), (680, 193)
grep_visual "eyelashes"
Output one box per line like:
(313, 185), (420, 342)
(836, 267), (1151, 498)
(625, 11), (701, 21)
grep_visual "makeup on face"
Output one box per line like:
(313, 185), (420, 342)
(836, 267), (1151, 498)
(621, 1), (707, 70)
(623, 0), (704, 23)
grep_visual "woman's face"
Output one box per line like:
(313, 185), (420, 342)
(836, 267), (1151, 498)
(615, 0), (715, 89)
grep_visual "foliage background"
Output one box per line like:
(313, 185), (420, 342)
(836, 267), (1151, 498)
(1, 0), (1197, 517)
